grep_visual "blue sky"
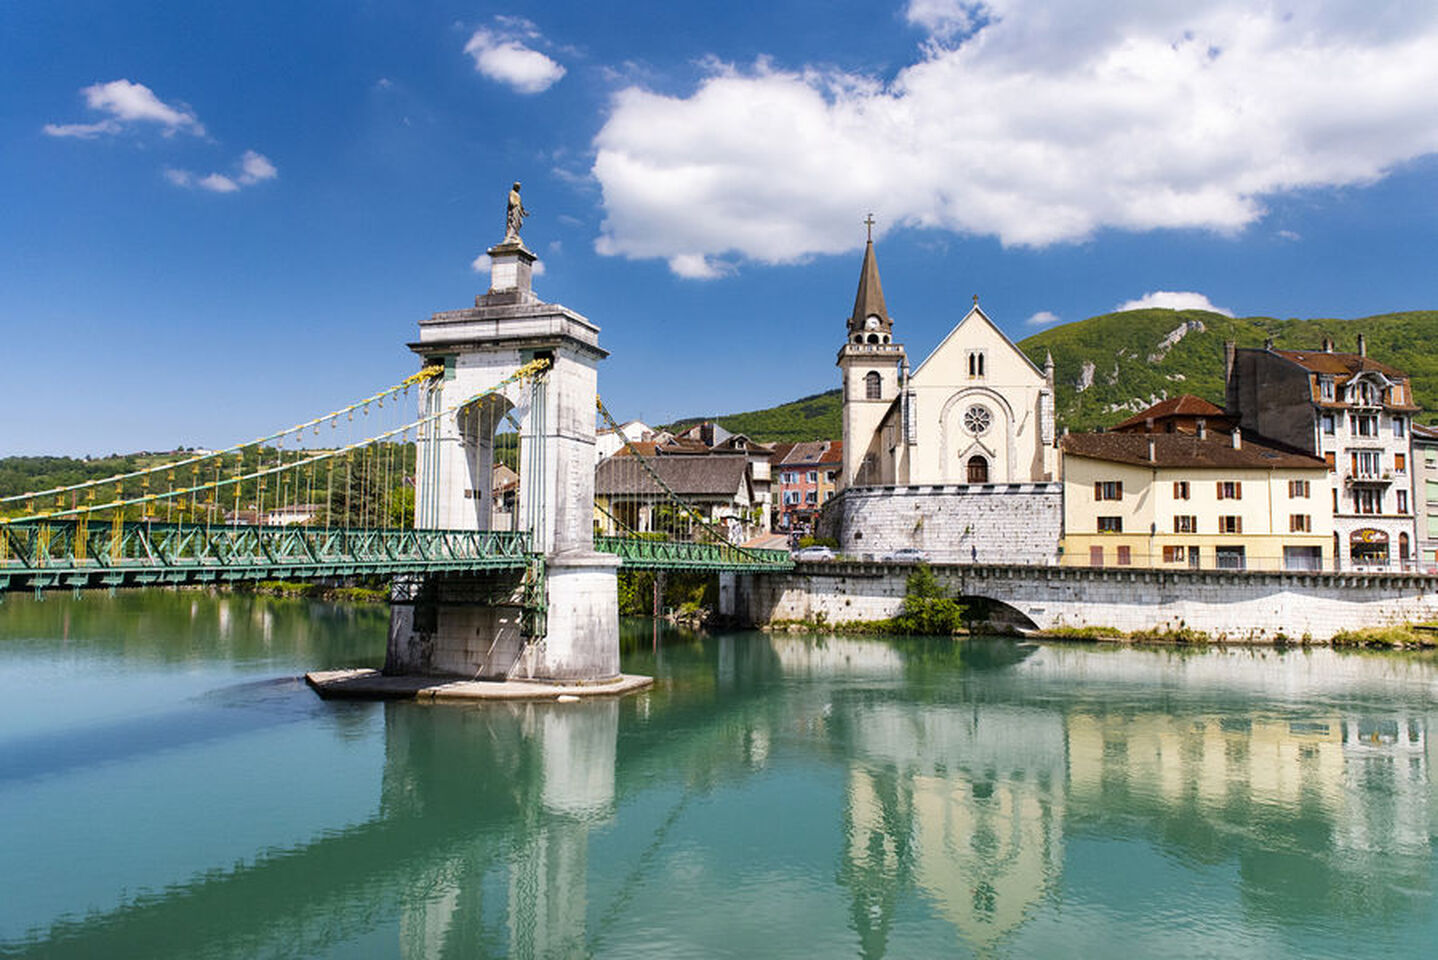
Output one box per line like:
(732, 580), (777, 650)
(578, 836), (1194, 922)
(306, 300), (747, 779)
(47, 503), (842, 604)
(4, 0), (1438, 456)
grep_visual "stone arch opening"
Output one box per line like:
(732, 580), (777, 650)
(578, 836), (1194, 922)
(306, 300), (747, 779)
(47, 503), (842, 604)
(954, 595), (1040, 634)
(457, 392), (517, 531)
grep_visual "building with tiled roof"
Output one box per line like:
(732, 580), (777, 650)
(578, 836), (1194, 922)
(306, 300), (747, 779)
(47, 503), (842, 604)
(594, 454), (763, 543)
(773, 440), (842, 533)
(1060, 428), (1333, 572)
(1110, 394), (1231, 435)
(1226, 337), (1419, 569)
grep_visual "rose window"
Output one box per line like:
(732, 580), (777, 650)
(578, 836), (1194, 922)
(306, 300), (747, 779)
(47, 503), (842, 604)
(963, 405), (991, 435)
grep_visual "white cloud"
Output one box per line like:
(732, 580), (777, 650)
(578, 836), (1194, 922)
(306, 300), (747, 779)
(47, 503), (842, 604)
(45, 79), (204, 138)
(1277, 229), (1301, 241)
(592, 1), (1438, 275)
(667, 254), (733, 280)
(198, 173), (240, 193)
(237, 150), (277, 185)
(167, 150), (277, 194)
(1117, 291), (1233, 316)
(1027, 310), (1061, 328)
(464, 22), (565, 94)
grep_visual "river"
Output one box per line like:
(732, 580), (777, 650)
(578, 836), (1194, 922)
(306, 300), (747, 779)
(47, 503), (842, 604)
(1, 591), (1435, 958)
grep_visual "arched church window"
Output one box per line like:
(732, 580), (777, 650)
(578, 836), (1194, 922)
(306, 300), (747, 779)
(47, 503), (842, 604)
(865, 371), (882, 400)
(967, 350), (986, 378)
(967, 455), (989, 484)
(1400, 532), (1411, 561)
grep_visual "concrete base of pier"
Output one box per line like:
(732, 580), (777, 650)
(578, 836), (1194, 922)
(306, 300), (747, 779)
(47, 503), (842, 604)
(306, 668), (652, 702)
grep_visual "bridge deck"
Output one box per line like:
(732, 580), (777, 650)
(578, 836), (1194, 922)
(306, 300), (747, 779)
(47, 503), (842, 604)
(0, 521), (791, 594)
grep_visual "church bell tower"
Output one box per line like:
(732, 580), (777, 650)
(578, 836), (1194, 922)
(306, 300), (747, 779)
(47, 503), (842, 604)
(837, 219), (907, 488)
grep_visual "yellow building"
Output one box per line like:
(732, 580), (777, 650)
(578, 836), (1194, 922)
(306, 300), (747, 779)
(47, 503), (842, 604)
(1061, 426), (1333, 571)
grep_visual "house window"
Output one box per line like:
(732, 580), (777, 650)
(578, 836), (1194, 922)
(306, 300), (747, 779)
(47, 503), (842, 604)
(1353, 414), (1378, 436)
(1352, 450), (1381, 477)
(807, 471), (818, 482)
(864, 371), (882, 400)
(1216, 546), (1247, 570)
(1216, 481), (1242, 500)
(1162, 545), (1186, 563)
(1397, 489), (1409, 513)
(1218, 515), (1242, 534)
(967, 350), (986, 378)
(805, 491), (818, 504)
(1400, 532), (1411, 561)
(1173, 481), (1190, 500)
(1094, 481), (1124, 501)
(1173, 515), (1197, 533)
(1090, 545), (1104, 567)
(1321, 414), (1335, 435)
(1354, 489), (1381, 514)
(1289, 514), (1311, 532)
(1395, 453), (1407, 474)
(1289, 479), (1311, 498)
(1097, 516), (1123, 533)
(1394, 417), (1407, 438)
(825, 471), (837, 482)
(1319, 377), (1335, 400)
(1324, 452), (1336, 471)
(1117, 545), (1132, 565)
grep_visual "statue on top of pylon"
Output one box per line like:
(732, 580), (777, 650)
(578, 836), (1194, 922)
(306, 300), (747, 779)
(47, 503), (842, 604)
(504, 181), (529, 244)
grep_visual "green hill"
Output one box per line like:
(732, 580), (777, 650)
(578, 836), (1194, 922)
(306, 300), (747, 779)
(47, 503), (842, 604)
(668, 309), (1438, 443)
(666, 390), (842, 445)
(1019, 309), (1438, 431)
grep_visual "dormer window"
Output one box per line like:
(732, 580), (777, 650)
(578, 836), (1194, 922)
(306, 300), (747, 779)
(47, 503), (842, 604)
(1318, 376), (1334, 401)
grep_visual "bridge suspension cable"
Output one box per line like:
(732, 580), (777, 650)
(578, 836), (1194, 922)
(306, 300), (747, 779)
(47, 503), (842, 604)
(0, 366), (444, 509)
(1, 360), (550, 527)
(595, 397), (772, 566)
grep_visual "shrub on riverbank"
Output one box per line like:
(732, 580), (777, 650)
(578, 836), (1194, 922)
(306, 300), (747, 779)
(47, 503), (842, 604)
(1330, 624), (1438, 648)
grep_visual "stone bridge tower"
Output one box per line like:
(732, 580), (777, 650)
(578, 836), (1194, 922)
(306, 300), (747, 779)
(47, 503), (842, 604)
(388, 223), (621, 683)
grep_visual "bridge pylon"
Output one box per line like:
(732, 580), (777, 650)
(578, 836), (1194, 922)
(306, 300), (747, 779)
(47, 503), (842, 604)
(387, 231), (622, 683)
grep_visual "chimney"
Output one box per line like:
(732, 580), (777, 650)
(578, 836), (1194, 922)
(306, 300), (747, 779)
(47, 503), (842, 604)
(1322, 336), (1334, 353)
(1145, 417), (1154, 432)
(1264, 337), (1275, 350)
(1231, 426), (1242, 449)
(1196, 418), (1207, 440)
(1357, 334), (1367, 357)
(1147, 436), (1156, 462)
(1223, 339), (1237, 383)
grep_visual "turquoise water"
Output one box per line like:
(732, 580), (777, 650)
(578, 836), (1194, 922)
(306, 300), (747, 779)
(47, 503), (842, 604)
(1, 592), (1436, 958)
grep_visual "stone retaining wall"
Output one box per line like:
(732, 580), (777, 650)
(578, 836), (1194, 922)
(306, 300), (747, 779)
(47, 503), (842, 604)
(818, 484), (1061, 564)
(738, 562), (1438, 641)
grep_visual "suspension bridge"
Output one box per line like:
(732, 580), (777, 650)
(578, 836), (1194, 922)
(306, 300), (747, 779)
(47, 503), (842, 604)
(0, 219), (789, 685)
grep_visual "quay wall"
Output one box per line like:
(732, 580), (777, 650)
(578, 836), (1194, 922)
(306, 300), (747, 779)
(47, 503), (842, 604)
(817, 484), (1062, 565)
(737, 562), (1438, 641)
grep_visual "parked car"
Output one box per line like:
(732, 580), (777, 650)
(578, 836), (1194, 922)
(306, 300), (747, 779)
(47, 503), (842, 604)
(792, 545), (836, 562)
(882, 547), (928, 563)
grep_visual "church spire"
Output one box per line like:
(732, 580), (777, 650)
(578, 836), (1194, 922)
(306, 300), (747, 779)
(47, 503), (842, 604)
(848, 217), (892, 337)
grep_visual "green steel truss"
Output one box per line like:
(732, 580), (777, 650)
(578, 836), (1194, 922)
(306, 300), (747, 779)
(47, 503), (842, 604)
(594, 535), (793, 571)
(0, 522), (790, 596)
(0, 520), (533, 594)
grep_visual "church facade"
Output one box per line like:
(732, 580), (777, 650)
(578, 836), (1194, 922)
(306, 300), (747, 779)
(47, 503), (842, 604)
(821, 238), (1062, 563)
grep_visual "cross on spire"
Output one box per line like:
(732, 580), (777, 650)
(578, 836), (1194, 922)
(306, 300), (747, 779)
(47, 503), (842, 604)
(863, 213), (876, 241)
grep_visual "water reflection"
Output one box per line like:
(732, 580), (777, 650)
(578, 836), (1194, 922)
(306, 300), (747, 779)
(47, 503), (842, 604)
(3, 601), (1437, 958)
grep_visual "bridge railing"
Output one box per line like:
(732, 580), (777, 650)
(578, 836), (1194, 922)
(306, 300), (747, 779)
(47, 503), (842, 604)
(0, 520), (533, 592)
(594, 535), (792, 571)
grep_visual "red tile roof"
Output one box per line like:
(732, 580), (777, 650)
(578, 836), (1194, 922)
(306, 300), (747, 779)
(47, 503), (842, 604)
(1062, 431), (1326, 470)
(1110, 395), (1227, 432)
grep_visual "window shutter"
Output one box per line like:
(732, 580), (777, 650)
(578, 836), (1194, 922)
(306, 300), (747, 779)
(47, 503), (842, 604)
(1216, 481), (1224, 499)
(1235, 482), (1242, 499)
(1094, 482), (1102, 501)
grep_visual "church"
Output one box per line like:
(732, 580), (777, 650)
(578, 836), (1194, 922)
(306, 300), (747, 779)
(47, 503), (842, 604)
(819, 235), (1062, 563)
